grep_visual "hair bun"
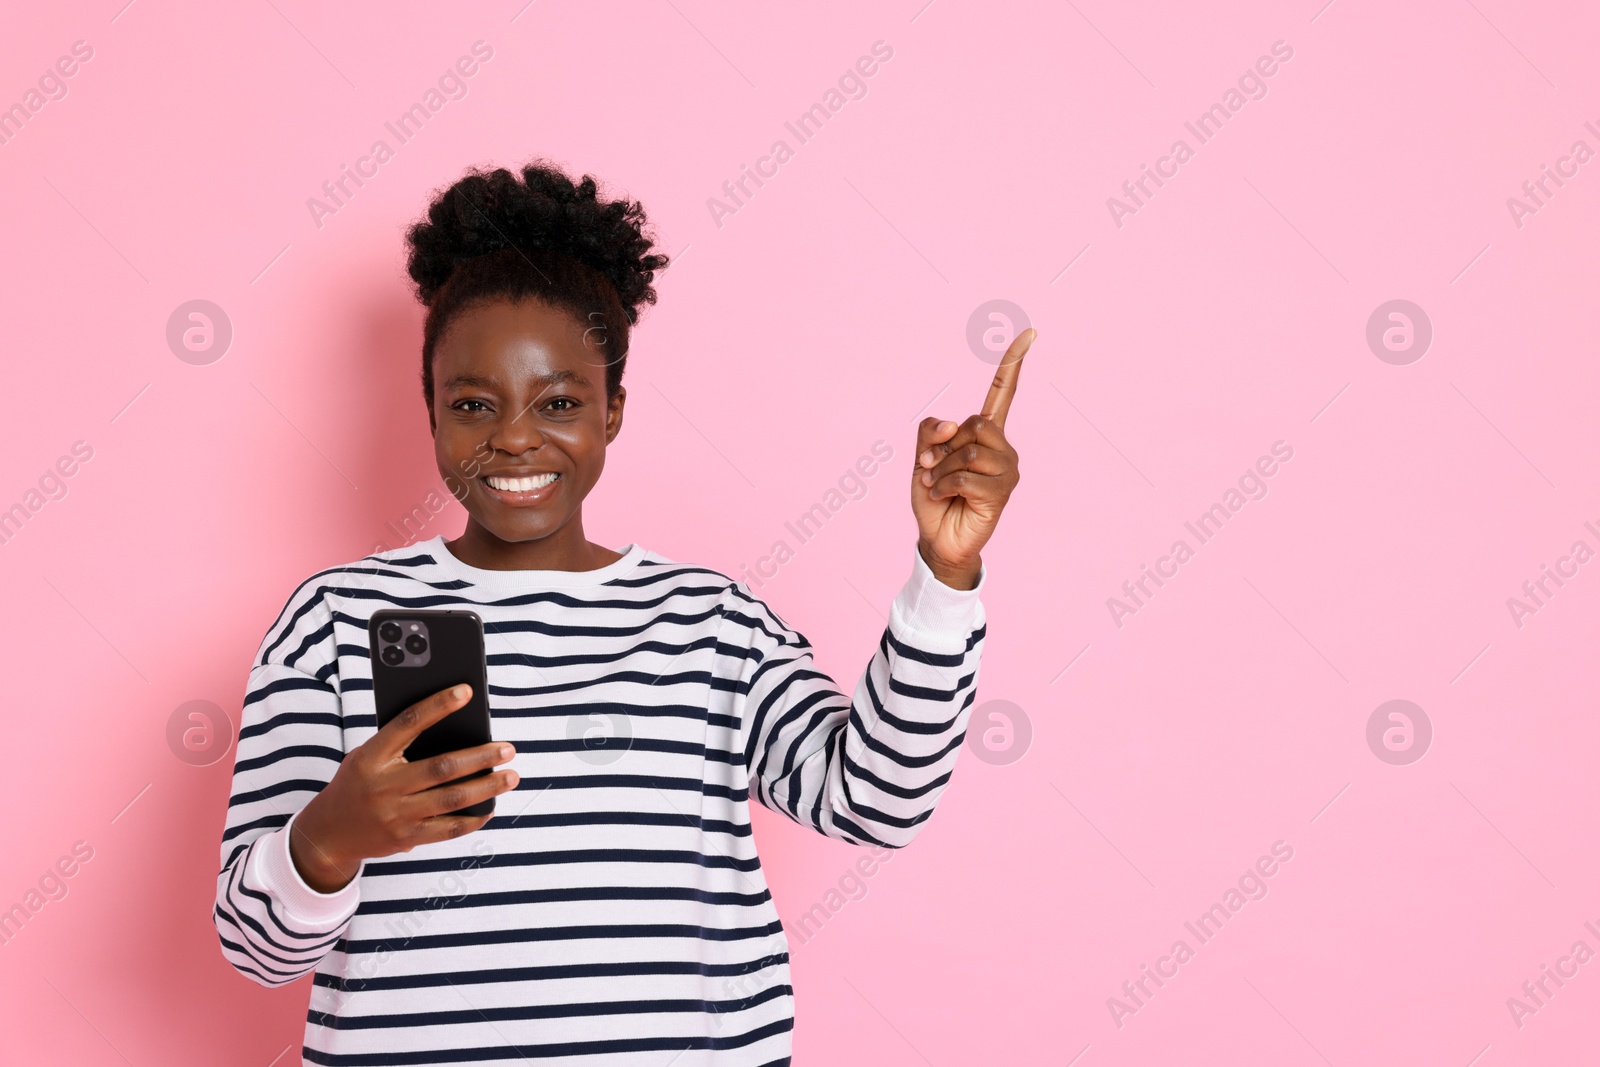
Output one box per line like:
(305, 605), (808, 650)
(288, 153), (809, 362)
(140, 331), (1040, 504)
(405, 158), (668, 407)
(406, 159), (665, 322)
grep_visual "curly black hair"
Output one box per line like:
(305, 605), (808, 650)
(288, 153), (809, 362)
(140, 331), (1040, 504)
(404, 159), (668, 407)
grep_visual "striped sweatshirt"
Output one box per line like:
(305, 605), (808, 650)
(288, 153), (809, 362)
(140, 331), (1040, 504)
(215, 535), (987, 1066)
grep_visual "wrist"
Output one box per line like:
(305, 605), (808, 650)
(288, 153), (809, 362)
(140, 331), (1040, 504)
(917, 539), (980, 590)
(289, 803), (359, 894)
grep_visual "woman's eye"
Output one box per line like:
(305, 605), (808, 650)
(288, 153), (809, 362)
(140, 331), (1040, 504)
(548, 397), (577, 412)
(455, 399), (490, 413)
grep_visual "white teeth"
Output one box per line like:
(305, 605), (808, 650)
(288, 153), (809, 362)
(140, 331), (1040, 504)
(486, 473), (559, 492)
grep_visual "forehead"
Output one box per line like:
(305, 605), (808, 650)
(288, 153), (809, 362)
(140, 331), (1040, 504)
(433, 298), (599, 388)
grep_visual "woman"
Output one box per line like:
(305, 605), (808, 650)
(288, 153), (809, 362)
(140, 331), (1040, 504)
(214, 159), (1032, 1065)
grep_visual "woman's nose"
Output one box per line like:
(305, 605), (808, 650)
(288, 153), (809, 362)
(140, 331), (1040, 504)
(492, 404), (548, 451)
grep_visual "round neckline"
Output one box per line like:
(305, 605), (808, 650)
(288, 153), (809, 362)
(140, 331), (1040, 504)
(426, 535), (646, 589)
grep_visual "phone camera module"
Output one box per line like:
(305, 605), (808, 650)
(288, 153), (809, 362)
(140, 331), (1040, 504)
(375, 617), (432, 668)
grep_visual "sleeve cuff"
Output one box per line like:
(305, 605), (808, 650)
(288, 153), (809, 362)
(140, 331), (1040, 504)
(890, 543), (986, 647)
(253, 807), (365, 928)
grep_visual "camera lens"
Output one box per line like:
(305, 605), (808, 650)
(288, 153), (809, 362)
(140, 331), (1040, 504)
(405, 634), (428, 655)
(380, 644), (405, 666)
(379, 621), (402, 643)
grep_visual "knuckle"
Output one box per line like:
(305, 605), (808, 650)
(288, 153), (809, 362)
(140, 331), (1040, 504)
(963, 443), (980, 463)
(437, 786), (465, 811)
(430, 754), (458, 781)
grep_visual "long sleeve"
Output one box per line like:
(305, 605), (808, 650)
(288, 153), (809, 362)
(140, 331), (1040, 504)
(214, 578), (367, 987)
(728, 543), (987, 849)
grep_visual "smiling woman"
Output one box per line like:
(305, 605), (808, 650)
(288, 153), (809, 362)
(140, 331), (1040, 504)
(215, 157), (1022, 1067)
(404, 161), (668, 571)
(427, 300), (623, 567)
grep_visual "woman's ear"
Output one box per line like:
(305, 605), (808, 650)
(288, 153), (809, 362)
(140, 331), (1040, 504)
(605, 386), (626, 445)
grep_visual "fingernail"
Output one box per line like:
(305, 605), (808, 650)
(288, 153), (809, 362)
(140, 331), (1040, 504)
(500, 744), (514, 760)
(452, 685), (469, 700)
(939, 421), (957, 433)
(921, 470), (933, 486)
(506, 771), (520, 788)
(919, 449), (935, 466)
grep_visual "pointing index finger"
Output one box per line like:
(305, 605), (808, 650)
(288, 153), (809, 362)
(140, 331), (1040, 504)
(981, 327), (1035, 430)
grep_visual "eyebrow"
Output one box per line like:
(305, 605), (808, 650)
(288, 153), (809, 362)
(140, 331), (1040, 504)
(442, 369), (592, 392)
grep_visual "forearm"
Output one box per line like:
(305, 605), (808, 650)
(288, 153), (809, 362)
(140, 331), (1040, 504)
(750, 542), (988, 847)
(215, 809), (364, 986)
(215, 657), (359, 985)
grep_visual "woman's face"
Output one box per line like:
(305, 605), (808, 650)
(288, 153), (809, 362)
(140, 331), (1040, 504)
(429, 297), (624, 546)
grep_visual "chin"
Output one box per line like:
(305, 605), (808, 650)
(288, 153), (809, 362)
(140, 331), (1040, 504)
(474, 510), (568, 544)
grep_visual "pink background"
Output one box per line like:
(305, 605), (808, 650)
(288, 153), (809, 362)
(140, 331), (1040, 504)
(2, 1), (1597, 1063)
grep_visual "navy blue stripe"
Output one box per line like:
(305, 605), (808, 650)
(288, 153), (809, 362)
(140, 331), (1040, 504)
(243, 675), (336, 711)
(363, 847), (761, 879)
(353, 883), (772, 916)
(338, 918), (785, 955)
(307, 981), (791, 1031)
(302, 1015), (792, 1065)
(314, 951), (790, 993)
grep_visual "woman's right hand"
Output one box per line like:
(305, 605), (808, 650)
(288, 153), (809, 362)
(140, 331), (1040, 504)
(287, 684), (519, 894)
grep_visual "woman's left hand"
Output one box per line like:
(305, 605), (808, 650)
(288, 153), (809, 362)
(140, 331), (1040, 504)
(911, 328), (1035, 589)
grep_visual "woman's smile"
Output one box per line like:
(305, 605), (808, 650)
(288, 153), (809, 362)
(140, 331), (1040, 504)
(480, 469), (562, 506)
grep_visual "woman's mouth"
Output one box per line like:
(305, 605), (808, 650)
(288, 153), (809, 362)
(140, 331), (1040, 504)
(481, 471), (561, 506)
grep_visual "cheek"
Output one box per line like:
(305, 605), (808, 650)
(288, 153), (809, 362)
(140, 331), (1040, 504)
(433, 424), (485, 479)
(557, 420), (610, 484)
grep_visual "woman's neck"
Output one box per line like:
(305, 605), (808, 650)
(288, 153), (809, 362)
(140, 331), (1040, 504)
(444, 517), (623, 572)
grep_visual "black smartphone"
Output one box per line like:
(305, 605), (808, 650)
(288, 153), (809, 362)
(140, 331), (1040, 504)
(368, 608), (496, 818)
